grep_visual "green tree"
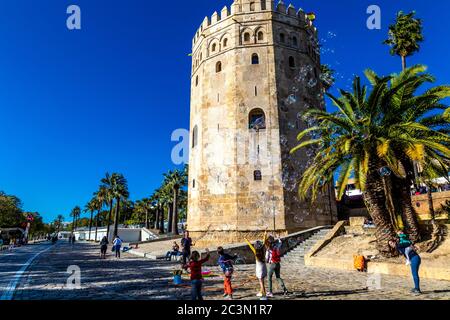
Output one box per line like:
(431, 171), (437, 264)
(105, 173), (130, 238)
(0, 191), (23, 228)
(84, 199), (97, 240)
(164, 166), (188, 235)
(70, 206), (81, 234)
(383, 11), (424, 71)
(100, 173), (118, 240)
(291, 66), (450, 255)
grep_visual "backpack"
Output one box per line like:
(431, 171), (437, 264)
(353, 255), (366, 271)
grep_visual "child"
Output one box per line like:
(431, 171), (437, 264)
(397, 231), (413, 265)
(217, 247), (237, 299)
(184, 249), (210, 300)
(266, 236), (289, 297)
(245, 232), (268, 300)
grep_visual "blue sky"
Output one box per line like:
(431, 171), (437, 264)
(0, 0), (449, 223)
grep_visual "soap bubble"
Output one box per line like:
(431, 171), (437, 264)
(294, 214), (304, 224)
(286, 94), (297, 105)
(296, 112), (303, 120)
(288, 122), (296, 130)
(279, 101), (289, 113)
(308, 79), (318, 88)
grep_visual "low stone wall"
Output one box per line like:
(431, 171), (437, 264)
(199, 226), (332, 266)
(412, 191), (450, 217)
(129, 235), (182, 246)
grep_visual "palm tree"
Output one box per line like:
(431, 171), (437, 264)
(94, 187), (108, 241)
(291, 66), (450, 255)
(108, 173), (129, 238)
(149, 193), (159, 230)
(383, 11), (424, 71)
(70, 206), (81, 235)
(383, 10), (425, 220)
(53, 215), (64, 234)
(84, 199), (96, 241)
(320, 64), (336, 91)
(158, 185), (172, 234)
(165, 166), (188, 235)
(101, 173), (117, 240)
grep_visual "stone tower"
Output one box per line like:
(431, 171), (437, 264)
(187, 0), (337, 246)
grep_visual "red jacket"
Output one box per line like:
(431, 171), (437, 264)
(187, 256), (210, 280)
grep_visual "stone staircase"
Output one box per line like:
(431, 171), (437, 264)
(282, 228), (331, 265)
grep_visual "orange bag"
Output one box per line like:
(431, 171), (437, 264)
(353, 255), (366, 271)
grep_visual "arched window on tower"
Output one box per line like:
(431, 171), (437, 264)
(250, 2), (256, 11)
(216, 61), (222, 73)
(251, 53), (259, 65)
(212, 43), (217, 53)
(289, 56), (296, 69)
(292, 36), (298, 47)
(192, 125), (198, 148)
(195, 75), (199, 87)
(280, 33), (286, 44)
(249, 108), (266, 130)
(258, 31), (264, 41)
(223, 38), (228, 48)
(244, 32), (251, 43)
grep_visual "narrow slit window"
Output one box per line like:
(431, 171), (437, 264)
(254, 170), (262, 181)
(251, 53), (259, 65)
(216, 61), (222, 73)
(280, 33), (285, 43)
(255, 86), (258, 96)
(289, 56), (296, 69)
(244, 32), (251, 43)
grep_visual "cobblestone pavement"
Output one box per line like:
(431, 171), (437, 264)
(11, 241), (450, 300)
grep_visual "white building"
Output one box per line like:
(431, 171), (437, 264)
(71, 226), (158, 243)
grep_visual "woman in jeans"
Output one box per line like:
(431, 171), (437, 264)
(389, 239), (422, 295)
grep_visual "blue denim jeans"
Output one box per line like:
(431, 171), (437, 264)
(191, 280), (203, 300)
(410, 255), (421, 291)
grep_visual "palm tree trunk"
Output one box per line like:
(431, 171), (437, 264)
(401, 55), (406, 71)
(172, 187), (179, 235)
(114, 198), (120, 238)
(155, 208), (160, 230)
(94, 210), (100, 242)
(364, 159), (397, 256)
(394, 160), (421, 242)
(106, 199), (113, 240)
(145, 210), (149, 229)
(159, 206), (165, 234)
(168, 203), (173, 234)
(88, 211), (93, 241)
(427, 184), (435, 220)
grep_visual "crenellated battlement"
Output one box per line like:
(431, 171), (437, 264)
(192, 0), (317, 46)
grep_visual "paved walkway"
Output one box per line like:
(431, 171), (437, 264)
(0, 242), (54, 300)
(7, 241), (450, 300)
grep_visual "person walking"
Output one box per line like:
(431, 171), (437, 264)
(100, 236), (109, 259)
(183, 249), (210, 300)
(389, 239), (422, 295)
(217, 247), (237, 300)
(181, 231), (193, 265)
(113, 236), (123, 259)
(266, 236), (289, 297)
